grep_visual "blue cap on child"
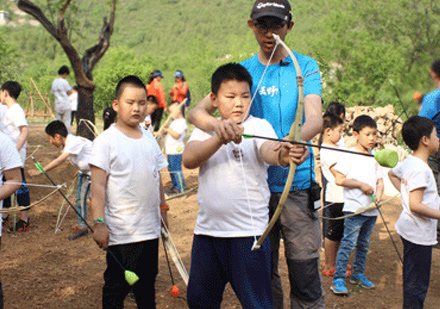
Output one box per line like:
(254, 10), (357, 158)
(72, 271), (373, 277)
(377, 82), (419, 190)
(174, 70), (183, 78)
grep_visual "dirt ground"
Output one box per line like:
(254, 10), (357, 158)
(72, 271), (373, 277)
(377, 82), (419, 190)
(2, 123), (440, 308)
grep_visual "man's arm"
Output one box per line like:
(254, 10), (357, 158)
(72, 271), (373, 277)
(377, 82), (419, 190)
(28, 152), (70, 177)
(16, 125), (29, 152)
(0, 167), (21, 201)
(301, 94), (323, 142)
(91, 165), (109, 250)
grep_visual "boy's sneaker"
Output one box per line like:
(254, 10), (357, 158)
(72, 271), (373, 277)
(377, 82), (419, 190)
(331, 278), (348, 295)
(8, 219), (30, 233)
(68, 228), (88, 240)
(349, 273), (375, 289)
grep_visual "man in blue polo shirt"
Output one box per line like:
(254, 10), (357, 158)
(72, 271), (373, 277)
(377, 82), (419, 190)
(188, 1), (324, 308)
(419, 59), (440, 192)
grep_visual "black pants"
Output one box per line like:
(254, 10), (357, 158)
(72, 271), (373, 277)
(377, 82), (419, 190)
(103, 239), (158, 309)
(402, 237), (432, 309)
(151, 107), (164, 132)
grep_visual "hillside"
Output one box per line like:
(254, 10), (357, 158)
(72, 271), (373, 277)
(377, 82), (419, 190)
(1, 0), (439, 113)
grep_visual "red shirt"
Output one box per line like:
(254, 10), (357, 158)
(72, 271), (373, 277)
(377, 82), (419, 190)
(147, 79), (166, 109)
(169, 80), (188, 103)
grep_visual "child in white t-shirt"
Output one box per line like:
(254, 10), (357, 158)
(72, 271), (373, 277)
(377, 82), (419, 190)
(51, 65), (73, 132)
(319, 112), (349, 277)
(28, 120), (92, 240)
(90, 75), (168, 308)
(183, 63), (297, 308)
(161, 101), (187, 194)
(69, 86), (78, 126)
(388, 116), (440, 308)
(331, 115), (384, 295)
(140, 95), (158, 133)
(0, 131), (22, 306)
(0, 81), (31, 232)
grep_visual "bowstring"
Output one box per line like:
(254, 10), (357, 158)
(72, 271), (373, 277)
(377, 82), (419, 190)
(242, 41), (280, 121)
(238, 40), (280, 245)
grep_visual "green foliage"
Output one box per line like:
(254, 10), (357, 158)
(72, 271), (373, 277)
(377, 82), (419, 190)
(93, 47), (154, 110)
(0, 30), (17, 82)
(1, 0), (440, 117)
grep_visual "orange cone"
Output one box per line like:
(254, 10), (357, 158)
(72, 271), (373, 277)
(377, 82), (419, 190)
(171, 285), (180, 297)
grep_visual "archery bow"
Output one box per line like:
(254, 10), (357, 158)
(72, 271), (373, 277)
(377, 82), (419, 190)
(319, 194), (399, 220)
(252, 34), (305, 250)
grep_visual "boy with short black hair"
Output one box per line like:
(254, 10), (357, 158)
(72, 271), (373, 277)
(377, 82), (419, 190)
(388, 116), (440, 308)
(28, 120), (92, 240)
(90, 75), (169, 308)
(183, 63), (296, 308)
(0, 81), (31, 232)
(51, 65), (73, 132)
(319, 112), (349, 277)
(331, 114), (384, 295)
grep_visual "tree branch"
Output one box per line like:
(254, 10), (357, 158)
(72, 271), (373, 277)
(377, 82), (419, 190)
(83, 0), (116, 73)
(17, 0), (59, 39)
(18, 0), (95, 89)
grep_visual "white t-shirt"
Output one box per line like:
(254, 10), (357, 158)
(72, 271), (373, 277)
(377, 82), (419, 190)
(89, 125), (168, 246)
(0, 132), (22, 237)
(51, 78), (72, 112)
(0, 104), (7, 133)
(336, 136), (345, 148)
(335, 148), (383, 216)
(140, 115), (154, 133)
(164, 118), (187, 155)
(320, 145), (344, 203)
(63, 134), (92, 175)
(189, 116), (277, 237)
(393, 155), (440, 246)
(2, 104), (28, 166)
(69, 92), (78, 111)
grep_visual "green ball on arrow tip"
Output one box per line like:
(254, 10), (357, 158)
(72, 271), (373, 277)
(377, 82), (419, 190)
(374, 149), (399, 168)
(125, 270), (139, 286)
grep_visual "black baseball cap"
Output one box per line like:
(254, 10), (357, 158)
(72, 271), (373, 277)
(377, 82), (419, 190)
(250, 0), (292, 22)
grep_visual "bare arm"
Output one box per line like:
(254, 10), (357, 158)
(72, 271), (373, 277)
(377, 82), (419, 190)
(182, 136), (223, 169)
(388, 169), (401, 192)
(16, 125), (29, 152)
(91, 165), (109, 250)
(409, 187), (440, 220)
(301, 94), (323, 142)
(260, 140), (305, 166)
(164, 127), (182, 140)
(375, 178), (384, 203)
(28, 152), (70, 177)
(335, 171), (374, 195)
(159, 173), (168, 228)
(0, 167), (21, 201)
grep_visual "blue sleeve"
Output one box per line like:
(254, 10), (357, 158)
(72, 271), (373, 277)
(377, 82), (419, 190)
(302, 58), (322, 98)
(419, 92), (438, 119)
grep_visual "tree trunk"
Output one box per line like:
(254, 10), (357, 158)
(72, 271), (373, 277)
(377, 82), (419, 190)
(77, 86), (95, 141)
